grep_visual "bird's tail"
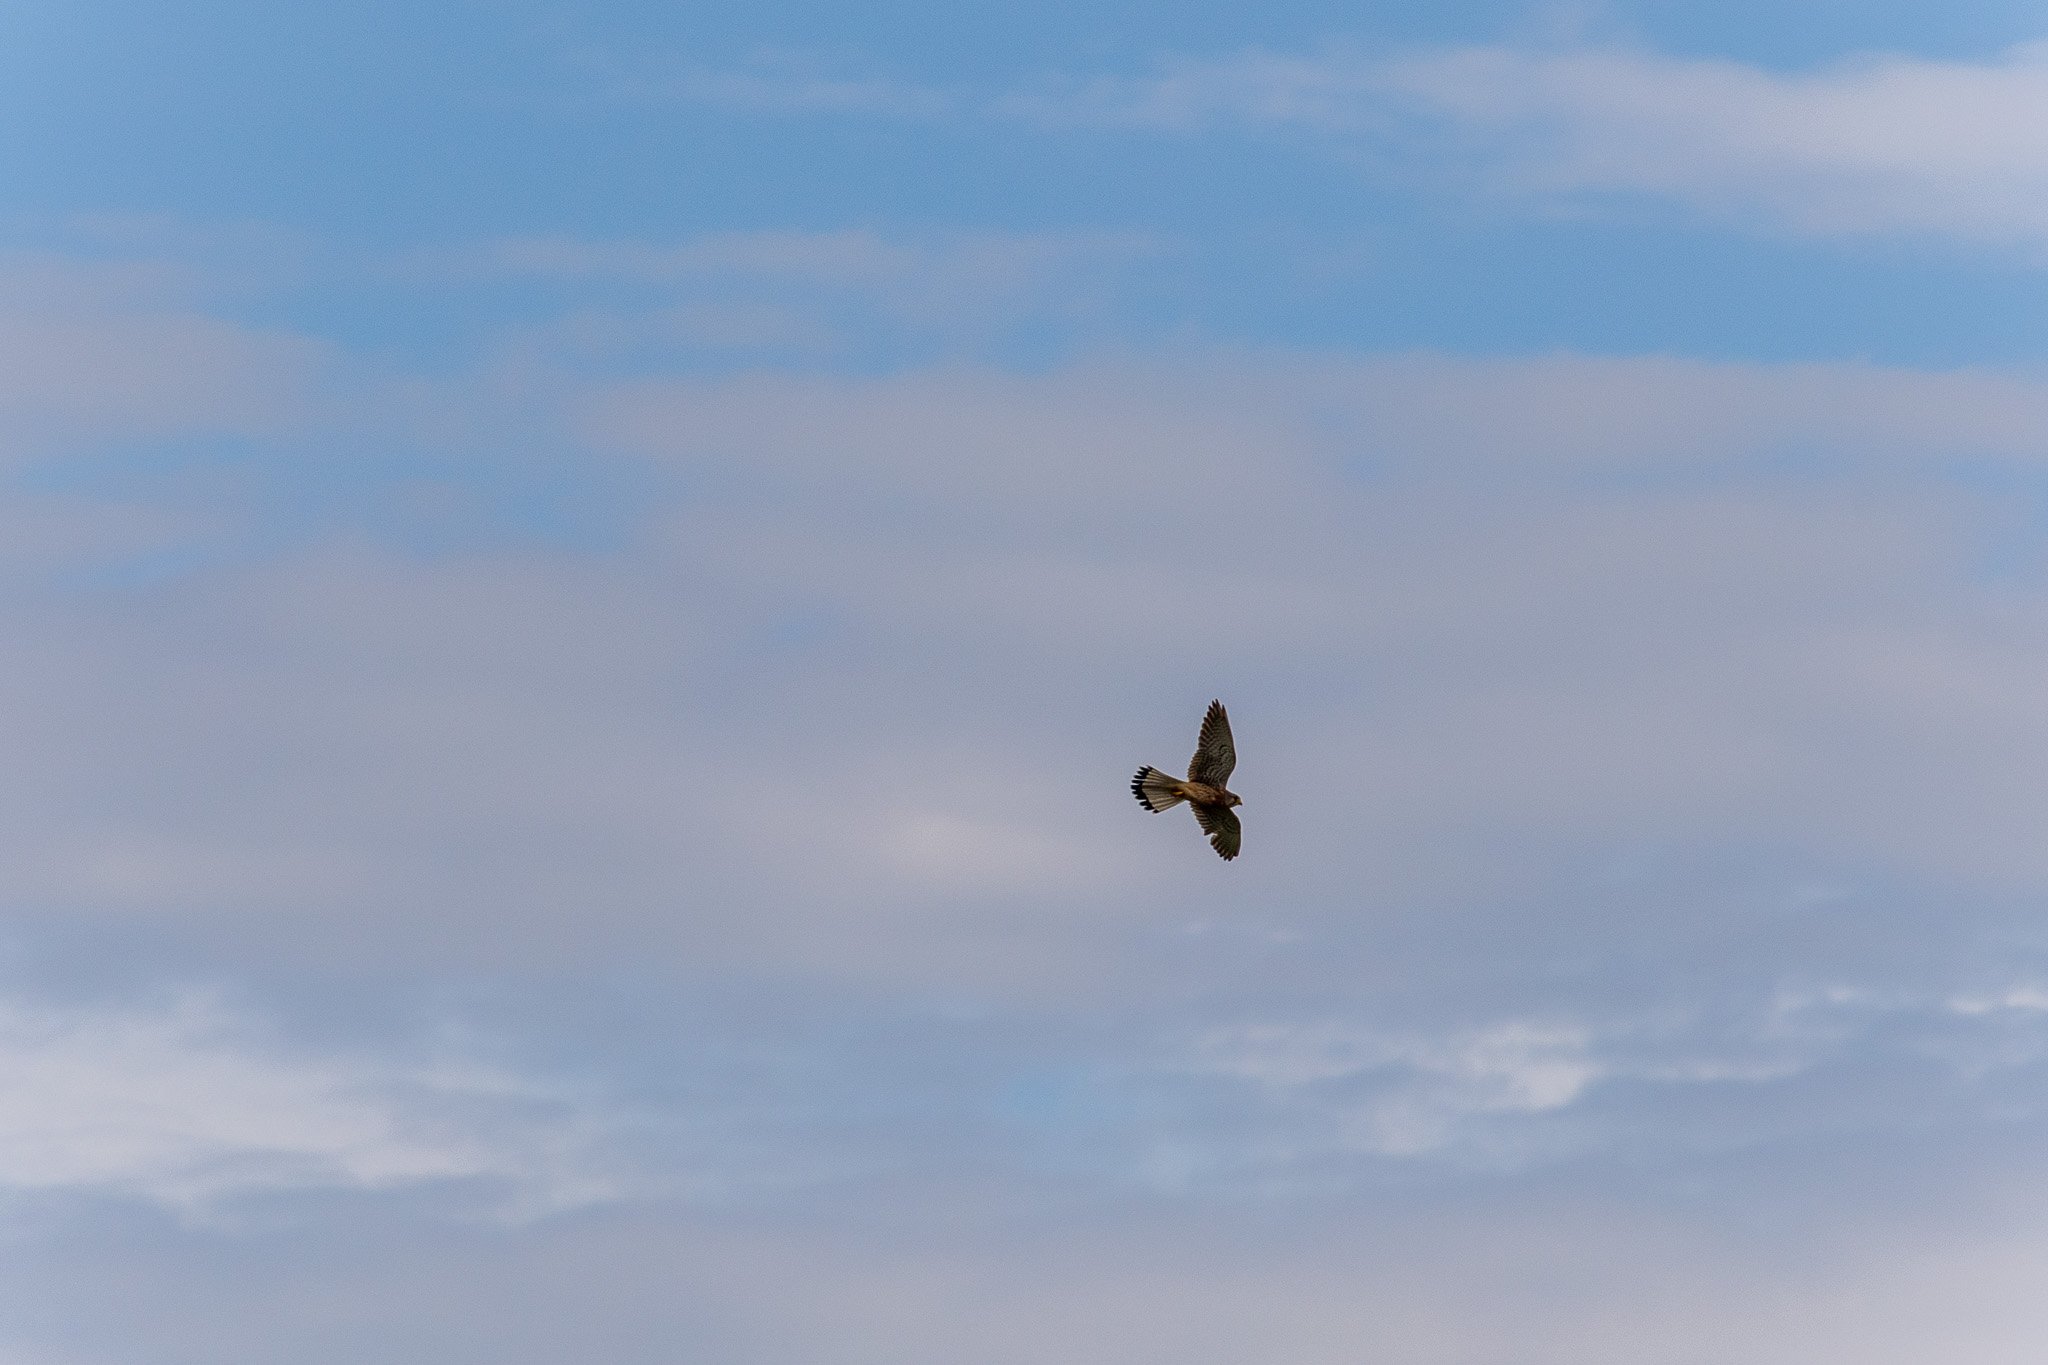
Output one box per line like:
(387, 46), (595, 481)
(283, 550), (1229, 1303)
(1132, 766), (1187, 812)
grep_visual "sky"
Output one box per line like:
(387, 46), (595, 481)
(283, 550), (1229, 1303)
(5, 1), (2048, 1360)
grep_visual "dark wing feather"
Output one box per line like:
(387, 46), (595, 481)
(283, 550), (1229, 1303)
(1186, 699), (1236, 786)
(1191, 802), (1241, 860)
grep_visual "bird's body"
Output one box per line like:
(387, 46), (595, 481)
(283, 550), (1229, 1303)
(1175, 780), (1234, 807)
(1132, 700), (1243, 859)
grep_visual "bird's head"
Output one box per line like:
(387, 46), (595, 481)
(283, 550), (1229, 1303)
(1225, 792), (1243, 808)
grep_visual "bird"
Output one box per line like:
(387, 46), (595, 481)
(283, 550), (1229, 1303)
(1131, 699), (1243, 860)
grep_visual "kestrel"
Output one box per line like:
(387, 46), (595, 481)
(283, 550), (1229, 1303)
(1131, 699), (1243, 860)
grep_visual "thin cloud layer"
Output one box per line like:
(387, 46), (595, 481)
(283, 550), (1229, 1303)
(11, 281), (2048, 1203)
(12, 1176), (2048, 1365)
(0, 991), (614, 1216)
(0, 251), (322, 464)
(1385, 41), (2048, 247)
(1136, 983), (2048, 1183)
(11, 344), (2048, 997)
(1111, 39), (2048, 247)
(670, 40), (2048, 250)
(430, 228), (1159, 361)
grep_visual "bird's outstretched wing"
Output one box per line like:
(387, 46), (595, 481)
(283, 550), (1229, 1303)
(1191, 802), (1241, 860)
(1187, 699), (1235, 786)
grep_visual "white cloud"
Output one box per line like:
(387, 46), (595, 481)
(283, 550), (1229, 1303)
(595, 354), (2048, 902)
(0, 250), (322, 463)
(10, 298), (2048, 1355)
(10, 245), (2048, 1188)
(638, 53), (959, 118)
(1952, 985), (2048, 1016)
(435, 228), (1157, 357)
(1064, 40), (2048, 247)
(483, 229), (963, 285)
(0, 991), (614, 1215)
(882, 811), (1117, 890)
(1143, 980), (2048, 1182)
(8, 348), (2048, 998)
(31, 1185), (2048, 1365)
(1177, 1018), (1604, 1160)
(665, 41), (2048, 249)
(1379, 40), (2048, 246)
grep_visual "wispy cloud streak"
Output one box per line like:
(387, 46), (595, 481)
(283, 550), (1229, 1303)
(660, 41), (2048, 249)
(0, 991), (615, 1217)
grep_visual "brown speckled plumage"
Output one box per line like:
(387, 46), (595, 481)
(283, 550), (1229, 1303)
(1131, 700), (1243, 860)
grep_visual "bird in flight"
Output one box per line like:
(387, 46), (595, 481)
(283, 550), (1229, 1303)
(1131, 699), (1243, 860)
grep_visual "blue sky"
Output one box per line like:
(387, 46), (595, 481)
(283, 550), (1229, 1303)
(7, 2), (2048, 1362)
